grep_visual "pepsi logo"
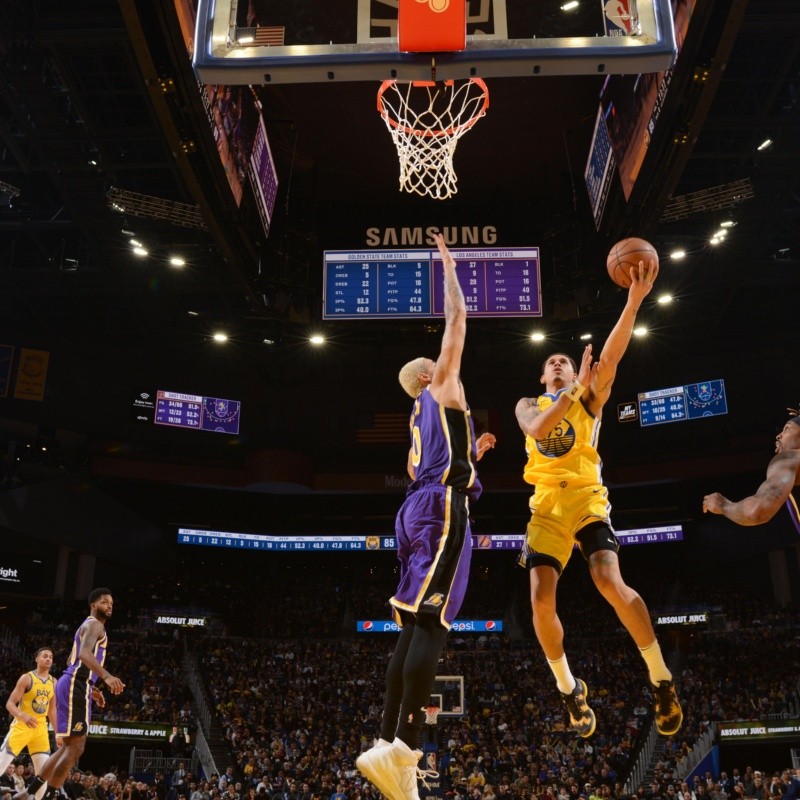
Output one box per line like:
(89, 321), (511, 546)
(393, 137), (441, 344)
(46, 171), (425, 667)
(486, 620), (496, 630)
(363, 621), (373, 631)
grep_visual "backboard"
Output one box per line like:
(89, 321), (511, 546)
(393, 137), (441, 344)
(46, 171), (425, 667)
(192, 0), (677, 84)
(429, 674), (465, 718)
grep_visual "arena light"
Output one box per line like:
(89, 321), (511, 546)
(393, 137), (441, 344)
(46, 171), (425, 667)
(560, 1), (579, 9)
(133, 246), (148, 257)
(633, 326), (648, 337)
(129, 238), (141, 246)
(579, 333), (592, 341)
(720, 220), (735, 228)
(530, 332), (545, 342)
(309, 334), (325, 345)
(657, 294), (673, 305)
(670, 249), (686, 260)
(757, 138), (773, 151)
(170, 256), (186, 267)
(212, 332), (228, 343)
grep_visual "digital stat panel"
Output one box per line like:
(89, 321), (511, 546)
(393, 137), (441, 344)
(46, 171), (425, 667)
(323, 248), (542, 319)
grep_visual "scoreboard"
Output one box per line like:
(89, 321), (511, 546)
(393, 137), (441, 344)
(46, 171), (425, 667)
(638, 379), (727, 427)
(154, 391), (241, 434)
(177, 525), (683, 552)
(323, 247), (541, 319)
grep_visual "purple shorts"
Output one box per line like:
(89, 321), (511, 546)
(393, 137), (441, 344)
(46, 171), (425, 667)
(55, 672), (92, 737)
(390, 483), (472, 629)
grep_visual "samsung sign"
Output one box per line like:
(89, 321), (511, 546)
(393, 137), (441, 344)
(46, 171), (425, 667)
(357, 620), (502, 633)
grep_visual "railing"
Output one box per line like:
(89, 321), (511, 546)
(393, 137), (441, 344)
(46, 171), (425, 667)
(182, 647), (212, 735)
(128, 748), (200, 777)
(624, 725), (660, 793)
(674, 725), (716, 782)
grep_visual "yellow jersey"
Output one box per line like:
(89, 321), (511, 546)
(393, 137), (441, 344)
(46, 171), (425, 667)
(523, 392), (603, 489)
(17, 671), (56, 723)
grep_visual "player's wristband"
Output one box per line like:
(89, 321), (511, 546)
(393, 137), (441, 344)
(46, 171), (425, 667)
(564, 381), (585, 402)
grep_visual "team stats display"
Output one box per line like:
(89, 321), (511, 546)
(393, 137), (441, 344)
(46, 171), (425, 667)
(155, 391), (241, 435)
(323, 248), (541, 319)
(177, 525), (682, 552)
(638, 379), (728, 428)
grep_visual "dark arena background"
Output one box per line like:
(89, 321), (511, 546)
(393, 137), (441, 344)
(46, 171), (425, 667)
(1, 1), (799, 799)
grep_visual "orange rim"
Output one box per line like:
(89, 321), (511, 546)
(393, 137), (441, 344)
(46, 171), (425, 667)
(377, 77), (489, 138)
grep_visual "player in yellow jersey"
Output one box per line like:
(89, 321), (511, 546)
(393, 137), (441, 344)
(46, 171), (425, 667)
(0, 648), (61, 800)
(515, 257), (682, 740)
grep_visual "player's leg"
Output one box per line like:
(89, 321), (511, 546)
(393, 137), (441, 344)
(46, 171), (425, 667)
(30, 751), (51, 800)
(579, 520), (683, 735)
(393, 615), (448, 751)
(378, 619), (416, 744)
(359, 486), (466, 800)
(524, 492), (595, 737)
(0, 732), (20, 775)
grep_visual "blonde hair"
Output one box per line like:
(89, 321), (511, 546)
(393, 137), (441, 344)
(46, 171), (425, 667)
(398, 357), (429, 398)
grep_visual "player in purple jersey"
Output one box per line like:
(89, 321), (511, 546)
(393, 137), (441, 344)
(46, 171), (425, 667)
(703, 412), (800, 531)
(357, 233), (495, 800)
(14, 589), (125, 800)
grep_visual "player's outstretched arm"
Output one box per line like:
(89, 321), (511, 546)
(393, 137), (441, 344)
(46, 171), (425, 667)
(703, 452), (800, 525)
(430, 233), (466, 409)
(588, 259), (658, 412)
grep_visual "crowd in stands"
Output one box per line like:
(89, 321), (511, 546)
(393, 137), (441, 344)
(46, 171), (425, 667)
(1, 567), (798, 800)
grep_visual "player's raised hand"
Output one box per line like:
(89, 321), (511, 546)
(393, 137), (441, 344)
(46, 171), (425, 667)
(577, 343), (598, 387)
(433, 232), (455, 269)
(629, 259), (659, 302)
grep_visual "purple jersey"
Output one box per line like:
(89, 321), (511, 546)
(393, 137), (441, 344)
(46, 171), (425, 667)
(408, 387), (482, 502)
(63, 616), (107, 685)
(787, 487), (800, 535)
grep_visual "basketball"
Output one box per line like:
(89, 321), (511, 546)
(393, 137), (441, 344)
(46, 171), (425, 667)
(606, 237), (659, 288)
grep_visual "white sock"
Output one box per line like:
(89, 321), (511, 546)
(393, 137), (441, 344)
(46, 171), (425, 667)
(547, 654), (576, 695)
(639, 640), (672, 684)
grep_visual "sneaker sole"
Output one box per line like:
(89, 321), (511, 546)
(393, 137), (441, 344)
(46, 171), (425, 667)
(356, 753), (407, 800)
(656, 709), (683, 737)
(573, 679), (597, 738)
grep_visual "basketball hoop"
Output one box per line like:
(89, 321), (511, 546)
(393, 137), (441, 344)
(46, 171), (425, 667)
(424, 704), (441, 725)
(377, 78), (489, 200)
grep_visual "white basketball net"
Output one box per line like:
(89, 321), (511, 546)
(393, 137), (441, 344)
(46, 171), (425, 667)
(377, 79), (489, 200)
(424, 705), (441, 725)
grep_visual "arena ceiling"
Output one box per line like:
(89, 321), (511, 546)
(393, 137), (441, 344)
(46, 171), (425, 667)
(0, 0), (798, 491)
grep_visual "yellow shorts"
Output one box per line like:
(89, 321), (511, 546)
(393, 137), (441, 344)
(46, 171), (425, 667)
(524, 483), (612, 572)
(2, 719), (51, 756)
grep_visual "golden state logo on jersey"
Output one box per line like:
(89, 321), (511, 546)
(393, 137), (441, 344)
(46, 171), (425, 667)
(535, 418), (576, 458)
(31, 688), (50, 715)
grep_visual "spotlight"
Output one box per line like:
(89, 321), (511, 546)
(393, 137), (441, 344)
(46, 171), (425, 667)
(170, 257), (186, 267)
(309, 334), (325, 346)
(212, 332), (228, 343)
(530, 332), (545, 342)
(670, 250), (686, 260)
(133, 246), (148, 257)
(633, 326), (648, 337)
(757, 138), (773, 151)
(657, 294), (673, 305)
(579, 333), (592, 341)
